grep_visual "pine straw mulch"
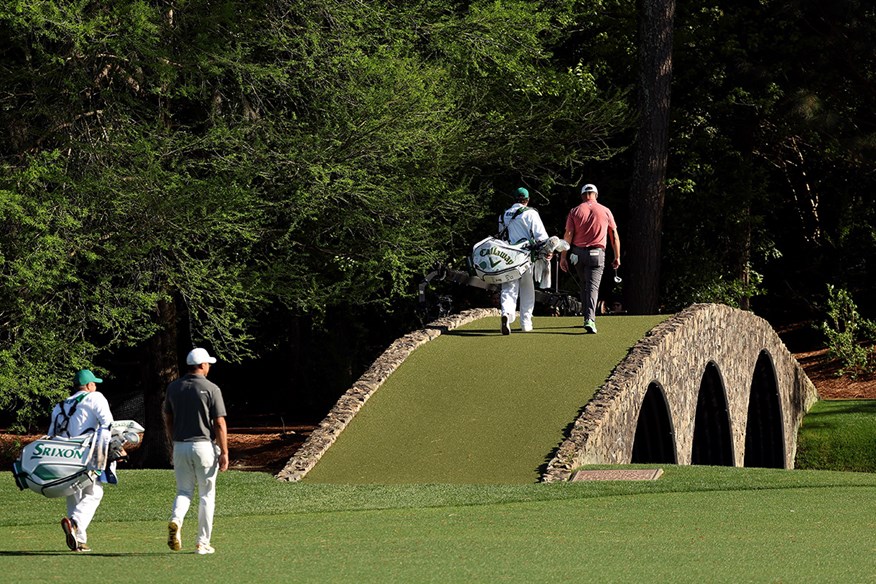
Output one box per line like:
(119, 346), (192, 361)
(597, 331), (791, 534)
(0, 425), (316, 475)
(224, 425), (315, 473)
(777, 321), (876, 400)
(793, 347), (876, 400)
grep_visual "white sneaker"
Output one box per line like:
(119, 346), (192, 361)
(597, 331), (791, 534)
(195, 543), (215, 555)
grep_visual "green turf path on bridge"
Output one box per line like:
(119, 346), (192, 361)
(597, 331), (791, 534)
(305, 314), (669, 484)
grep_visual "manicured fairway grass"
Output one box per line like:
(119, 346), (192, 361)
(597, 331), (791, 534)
(306, 315), (668, 483)
(2, 467), (875, 583)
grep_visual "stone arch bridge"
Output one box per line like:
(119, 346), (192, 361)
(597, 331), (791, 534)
(278, 303), (818, 482)
(542, 303), (818, 481)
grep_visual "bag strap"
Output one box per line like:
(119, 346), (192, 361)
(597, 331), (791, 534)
(51, 393), (89, 438)
(498, 207), (530, 241)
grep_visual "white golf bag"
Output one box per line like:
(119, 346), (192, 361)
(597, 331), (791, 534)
(12, 420), (144, 498)
(470, 237), (533, 284)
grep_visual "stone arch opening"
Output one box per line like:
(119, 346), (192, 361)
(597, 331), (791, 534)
(744, 350), (786, 468)
(691, 362), (734, 466)
(631, 381), (677, 464)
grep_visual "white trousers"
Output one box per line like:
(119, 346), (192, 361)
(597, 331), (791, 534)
(500, 268), (535, 331)
(171, 441), (219, 546)
(66, 481), (104, 544)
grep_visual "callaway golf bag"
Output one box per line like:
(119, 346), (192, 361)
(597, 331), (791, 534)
(12, 420), (144, 498)
(470, 237), (533, 284)
(470, 235), (569, 286)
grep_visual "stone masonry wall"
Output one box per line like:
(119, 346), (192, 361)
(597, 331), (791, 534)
(541, 303), (819, 482)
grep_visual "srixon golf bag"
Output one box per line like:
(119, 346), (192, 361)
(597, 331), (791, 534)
(470, 237), (533, 284)
(12, 420), (144, 498)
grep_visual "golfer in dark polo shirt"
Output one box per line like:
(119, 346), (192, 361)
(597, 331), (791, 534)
(163, 347), (228, 555)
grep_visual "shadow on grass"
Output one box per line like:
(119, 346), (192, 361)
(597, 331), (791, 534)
(445, 322), (584, 337)
(525, 330), (586, 336)
(0, 550), (168, 557)
(442, 330), (496, 337)
(536, 371), (619, 480)
(801, 400), (876, 429)
(811, 401), (876, 414)
(446, 329), (584, 337)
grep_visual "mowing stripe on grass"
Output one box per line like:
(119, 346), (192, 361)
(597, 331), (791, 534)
(2, 468), (875, 583)
(305, 315), (668, 483)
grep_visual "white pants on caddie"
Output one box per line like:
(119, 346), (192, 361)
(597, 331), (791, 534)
(500, 267), (535, 331)
(170, 441), (219, 546)
(67, 481), (103, 544)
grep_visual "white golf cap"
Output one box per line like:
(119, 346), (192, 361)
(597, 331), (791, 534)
(186, 347), (217, 365)
(581, 183), (598, 194)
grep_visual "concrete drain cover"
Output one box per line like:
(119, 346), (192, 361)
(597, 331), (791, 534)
(571, 468), (664, 481)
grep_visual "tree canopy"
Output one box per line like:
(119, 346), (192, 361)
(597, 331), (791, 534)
(1, 0), (874, 435)
(1, 0), (632, 431)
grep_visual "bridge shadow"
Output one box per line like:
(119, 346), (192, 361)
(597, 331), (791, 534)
(806, 401), (876, 416)
(538, 409), (586, 481)
(537, 370), (632, 479)
(796, 400), (876, 431)
(446, 323), (583, 338)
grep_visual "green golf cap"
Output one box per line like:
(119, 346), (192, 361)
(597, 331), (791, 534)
(74, 369), (103, 386)
(515, 187), (530, 199)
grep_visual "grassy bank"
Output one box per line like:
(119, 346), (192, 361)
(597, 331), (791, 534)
(795, 399), (876, 472)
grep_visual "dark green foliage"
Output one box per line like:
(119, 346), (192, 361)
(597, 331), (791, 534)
(819, 285), (876, 378)
(0, 0), (632, 429)
(661, 0), (876, 315)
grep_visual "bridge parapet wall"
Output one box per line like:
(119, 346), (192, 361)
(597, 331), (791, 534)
(543, 303), (818, 482)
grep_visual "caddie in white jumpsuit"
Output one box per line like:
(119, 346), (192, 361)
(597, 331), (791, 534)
(48, 369), (114, 552)
(498, 187), (550, 334)
(164, 348), (228, 555)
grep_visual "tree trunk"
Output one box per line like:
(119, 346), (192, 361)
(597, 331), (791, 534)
(737, 187), (752, 311)
(137, 296), (179, 468)
(625, 0), (675, 315)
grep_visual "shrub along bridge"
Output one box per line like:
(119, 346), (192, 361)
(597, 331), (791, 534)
(277, 304), (817, 483)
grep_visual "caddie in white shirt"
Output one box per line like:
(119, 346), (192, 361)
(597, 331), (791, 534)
(497, 187), (551, 334)
(48, 369), (114, 552)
